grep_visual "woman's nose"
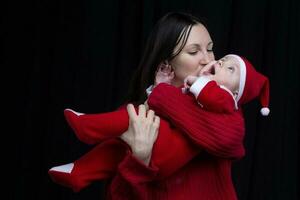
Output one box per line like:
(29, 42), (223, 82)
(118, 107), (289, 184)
(199, 52), (211, 65)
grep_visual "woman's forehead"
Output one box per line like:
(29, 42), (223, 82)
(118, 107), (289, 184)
(185, 24), (212, 46)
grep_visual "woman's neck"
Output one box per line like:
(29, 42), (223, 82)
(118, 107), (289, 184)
(171, 78), (184, 88)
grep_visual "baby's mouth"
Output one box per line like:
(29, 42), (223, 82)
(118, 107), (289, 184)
(202, 65), (215, 75)
(210, 65), (215, 74)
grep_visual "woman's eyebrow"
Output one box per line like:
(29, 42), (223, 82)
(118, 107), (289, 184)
(186, 42), (213, 49)
(186, 44), (200, 48)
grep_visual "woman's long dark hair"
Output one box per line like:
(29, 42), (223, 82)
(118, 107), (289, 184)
(125, 12), (206, 105)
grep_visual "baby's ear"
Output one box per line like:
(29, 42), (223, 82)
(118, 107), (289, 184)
(157, 61), (173, 73)
(154, 61), (174, 86)
(233, 91), (239, 99)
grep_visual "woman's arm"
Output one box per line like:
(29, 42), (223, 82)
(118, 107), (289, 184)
(108, 104), (160, 199)
(108, 151), (158, 199)
(148, 83), (245, 159)
(120, 104), (159, 165)
(117, 104), (160, 184)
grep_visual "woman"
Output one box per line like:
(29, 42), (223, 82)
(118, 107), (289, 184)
(107, 12), (245, 200)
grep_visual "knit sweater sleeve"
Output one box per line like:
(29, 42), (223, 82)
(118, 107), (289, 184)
(189, 78), (236, 113)
(147, 83), (245, 159)
(117, 152), (159, 183)
(197, 84), (235, 113)
(108, 152), (159, 199)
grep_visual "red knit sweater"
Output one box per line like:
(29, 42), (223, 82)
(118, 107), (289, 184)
(106, 83), (245, 200)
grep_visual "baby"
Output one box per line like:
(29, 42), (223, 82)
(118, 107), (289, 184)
(49, 54), (270, 192)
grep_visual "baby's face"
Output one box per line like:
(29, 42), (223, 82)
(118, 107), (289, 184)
(209, 55), (240, 96)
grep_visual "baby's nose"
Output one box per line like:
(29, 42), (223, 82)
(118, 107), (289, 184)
(216, 60), (223, 68)
(213, 62), (220, 68)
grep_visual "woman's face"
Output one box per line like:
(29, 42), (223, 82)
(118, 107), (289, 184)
(170, 24), (215, 87)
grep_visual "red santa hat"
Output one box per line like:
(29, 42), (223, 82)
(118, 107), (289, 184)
(227, 54), (270, 116)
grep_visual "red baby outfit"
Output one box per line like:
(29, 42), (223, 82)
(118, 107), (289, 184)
(106, 83), (245, 200)
(49, 82), (245, 194)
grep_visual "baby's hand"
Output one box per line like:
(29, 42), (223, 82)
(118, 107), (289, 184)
(184, 75), (198, 89)
(154, 63), (174, 86)
(198, 60), (217, 76)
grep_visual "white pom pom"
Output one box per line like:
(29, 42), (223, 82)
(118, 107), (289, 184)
(260, 107), (270, 116)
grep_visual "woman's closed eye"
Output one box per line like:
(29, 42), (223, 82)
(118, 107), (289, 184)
(207, 47), (213, 52)
(207, 42), (213, 52)
(188, 51), (198, 55)
(188, 50), (198, 55)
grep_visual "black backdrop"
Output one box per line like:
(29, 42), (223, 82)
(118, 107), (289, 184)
(9, 0), (299, 199)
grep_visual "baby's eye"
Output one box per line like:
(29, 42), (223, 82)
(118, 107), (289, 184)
(218, 60), (223, 66)
(228, 66), (234, 72)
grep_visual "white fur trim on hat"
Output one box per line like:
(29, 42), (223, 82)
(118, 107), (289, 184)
(260, 107), (270, 116)
(219, 85), (238, 110)
(189, 76), (212, 98)
(226, 54), (246, 103)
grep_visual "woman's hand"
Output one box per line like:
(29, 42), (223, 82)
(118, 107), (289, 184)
(144, 99), (149, 111)
(120, 104), (160, 165)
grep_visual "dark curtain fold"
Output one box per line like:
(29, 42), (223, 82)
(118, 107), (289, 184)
(9, 0), (299, 199)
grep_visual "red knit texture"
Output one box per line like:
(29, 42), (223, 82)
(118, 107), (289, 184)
(49, 139), (128, 192)
(108, 152), (239, 200)
(197, 81), (235, 113)
(107, 83), (246, 200)
(64, 109), (130, 144)
(64, 108), (200, 178)
(148, 83), (245, 159)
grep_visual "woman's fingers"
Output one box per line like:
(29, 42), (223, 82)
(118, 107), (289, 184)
(153, 116), (160, 128)
(146, 109), (155, 121)
(121, 104), (160, 165)
(153, 116), (160, 140)
(144, 100), (149, 111)
(119, 131), (130, 145)
(138, 104), (146, 119)
(127, 104), (137, 121)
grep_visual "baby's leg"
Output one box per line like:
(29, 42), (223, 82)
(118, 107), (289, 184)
(48, 139), (128, 192)
(64, 107), (201, 179)
(151, 119), (201, 178)
(64, 108), (129, 144)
